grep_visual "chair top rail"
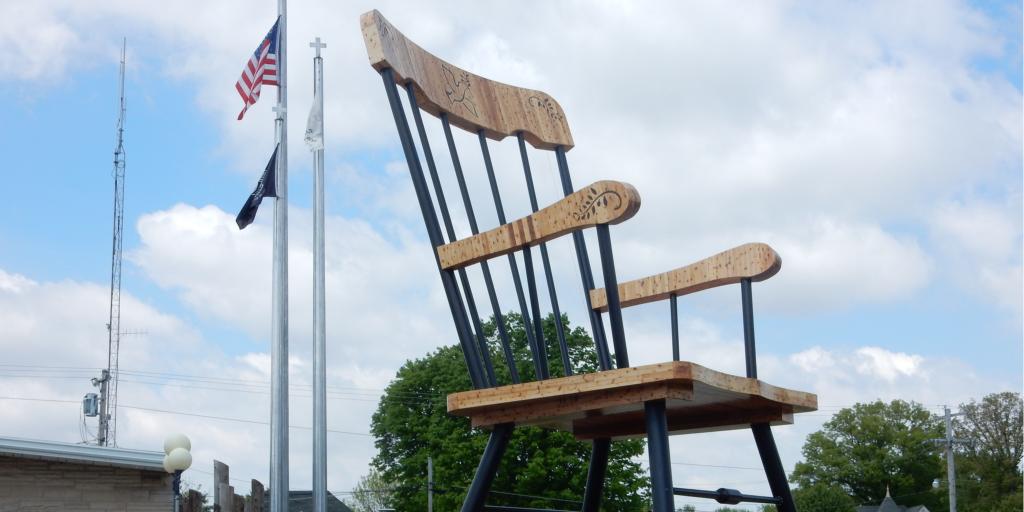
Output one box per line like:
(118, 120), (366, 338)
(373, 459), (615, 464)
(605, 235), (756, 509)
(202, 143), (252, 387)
(437, 180), (641, 270)
(361, 9), (575, 150)
(590, 243), (782, 311)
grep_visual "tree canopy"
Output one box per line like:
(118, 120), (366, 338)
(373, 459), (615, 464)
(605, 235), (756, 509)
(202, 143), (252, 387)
(369, 313), (649, 510)
(344, 470), (394, 512)
(789, 399), (944, 509)
(951, 391), (1023, 512)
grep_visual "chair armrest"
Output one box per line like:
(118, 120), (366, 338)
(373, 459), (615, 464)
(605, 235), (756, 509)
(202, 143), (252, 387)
(589, 243), (781, 312)
(437, 180), (641, 270)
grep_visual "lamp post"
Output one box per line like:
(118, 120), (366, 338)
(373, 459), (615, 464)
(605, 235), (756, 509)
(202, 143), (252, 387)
(163, 433), (193, 512)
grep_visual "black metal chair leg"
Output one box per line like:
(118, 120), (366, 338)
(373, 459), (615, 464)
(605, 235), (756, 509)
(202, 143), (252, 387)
(462, 423), (514, 512)
(582, 438), (611, 511)
(645, 400), (674, 512)
(752, 423), (796, 512)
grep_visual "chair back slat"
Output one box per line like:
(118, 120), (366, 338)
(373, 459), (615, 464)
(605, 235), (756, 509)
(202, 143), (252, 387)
(555, 147), (614, 371)
(741, 279), (757, 379)
(670, 293), (680, 362)
(517, 133), (572, 376)
(441, 114), (521, 384)
(405, 84), (496, 385)
(380, 69), (488, 388)
(596, 224), (629, 368)
(478, 133), (549, 380)
(361, 10), (574, 150)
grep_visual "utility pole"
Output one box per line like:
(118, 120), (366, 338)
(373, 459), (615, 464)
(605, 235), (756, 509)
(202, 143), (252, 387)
(427, 457), (433, 512)
(932, 405), (970, 512)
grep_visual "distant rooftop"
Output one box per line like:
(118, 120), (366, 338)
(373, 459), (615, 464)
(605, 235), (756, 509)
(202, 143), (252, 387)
(0, 436), (165, 472)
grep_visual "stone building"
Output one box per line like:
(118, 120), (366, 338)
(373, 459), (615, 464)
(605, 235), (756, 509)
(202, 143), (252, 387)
(0, 436), (170, 511)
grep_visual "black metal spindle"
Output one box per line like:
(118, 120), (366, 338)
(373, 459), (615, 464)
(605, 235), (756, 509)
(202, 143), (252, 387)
(554, 147), (613, 371)
(596, 224), (629, 368)
(522, 248), (549, 379)
(441, 115), (520, 384)
(670, 293), (679, 362)
(380, 69), (485, 389)
(406, 84), (495, 386)
(517, 133), (572, 376)
(478, 131), (549, 380)
(741, 278), (756, 379)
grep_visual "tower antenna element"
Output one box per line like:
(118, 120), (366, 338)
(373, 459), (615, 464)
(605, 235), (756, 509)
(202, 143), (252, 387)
(92, 38), (127, 447)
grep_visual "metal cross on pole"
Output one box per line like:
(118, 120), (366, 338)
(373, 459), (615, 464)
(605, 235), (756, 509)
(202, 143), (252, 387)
(310, 36), (326, 56)
(308, 35), (328, 512)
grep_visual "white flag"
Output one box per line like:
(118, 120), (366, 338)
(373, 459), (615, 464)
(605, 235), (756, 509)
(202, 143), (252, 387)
(304, 91), (324, 151)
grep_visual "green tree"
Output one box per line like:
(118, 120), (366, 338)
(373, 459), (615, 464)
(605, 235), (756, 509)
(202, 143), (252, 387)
(344, 469), (394, 512)
(792, 483), (856, 512)
(370, 313), (649, 511)
(790, 400), (944, 509)
(953, 391), (1023, 512)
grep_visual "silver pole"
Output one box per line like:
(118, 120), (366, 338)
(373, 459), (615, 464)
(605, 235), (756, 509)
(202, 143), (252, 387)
(270, 0), (289, 510)
(310, 35), (327, 512)
(945, 406), (957, 512)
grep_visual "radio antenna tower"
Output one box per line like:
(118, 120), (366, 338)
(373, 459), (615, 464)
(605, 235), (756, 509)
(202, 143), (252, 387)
(92, 38), (127, 447)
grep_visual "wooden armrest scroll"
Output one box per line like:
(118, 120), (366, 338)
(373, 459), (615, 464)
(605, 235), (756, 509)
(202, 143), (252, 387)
(589, 243), (781, 312)
(437, 180), (641, 270)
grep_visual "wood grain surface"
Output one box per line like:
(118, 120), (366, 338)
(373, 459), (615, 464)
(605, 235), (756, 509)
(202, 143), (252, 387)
(437, 180), (641, 270)
(447, 361), (816, 439)
(361, 9), (575, 150)
(590, 243), (781, 312)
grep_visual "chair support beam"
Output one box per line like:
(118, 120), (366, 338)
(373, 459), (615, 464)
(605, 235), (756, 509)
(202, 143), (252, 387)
(752, 423), (796, 512)
(645, 399), (673, 512)
(461, 423), (514, 512)
(581, 438), (611, 511)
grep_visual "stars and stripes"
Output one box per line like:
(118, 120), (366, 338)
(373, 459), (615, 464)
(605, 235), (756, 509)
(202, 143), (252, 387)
(236, 18), (280, 120)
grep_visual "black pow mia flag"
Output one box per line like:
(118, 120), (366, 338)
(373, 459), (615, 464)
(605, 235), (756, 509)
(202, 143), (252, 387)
(236, 145), (279, 230)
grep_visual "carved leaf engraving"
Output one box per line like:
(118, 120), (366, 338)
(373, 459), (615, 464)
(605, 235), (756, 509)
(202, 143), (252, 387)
(529, 95), (564, 122)
(574, 188), (623, 221)
(441, 64), (479, 118)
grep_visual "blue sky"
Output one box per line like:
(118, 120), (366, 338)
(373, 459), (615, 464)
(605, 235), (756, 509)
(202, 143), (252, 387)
(0, 0), (1020, 505)
(2, 40), (1017, 371)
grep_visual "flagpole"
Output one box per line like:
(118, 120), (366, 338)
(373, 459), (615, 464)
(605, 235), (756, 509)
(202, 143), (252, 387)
(309, 35), (327, 512)
(270, 0), (289, 509)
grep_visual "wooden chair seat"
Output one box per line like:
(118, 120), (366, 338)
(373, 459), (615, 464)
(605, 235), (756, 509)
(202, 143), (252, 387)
(448, 361), (817, 440)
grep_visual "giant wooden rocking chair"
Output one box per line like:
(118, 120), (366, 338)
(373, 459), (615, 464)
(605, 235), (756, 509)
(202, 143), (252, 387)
(361, 10), (817, 512)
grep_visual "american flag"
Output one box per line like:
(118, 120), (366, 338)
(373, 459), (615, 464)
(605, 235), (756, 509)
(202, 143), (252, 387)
(235, 18), (280, 120)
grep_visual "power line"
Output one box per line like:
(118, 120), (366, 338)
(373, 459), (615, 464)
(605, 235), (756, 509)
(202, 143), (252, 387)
(0, 395), (372, 437)
(671, 461), (763, 471)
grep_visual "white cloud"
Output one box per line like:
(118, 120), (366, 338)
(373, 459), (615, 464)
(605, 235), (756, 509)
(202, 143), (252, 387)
(759, 218), (934, 311)
(129, 202), (449, 367)
(0, 269), (36, 293)
(854, 346), (924, 381)
(930, 199), (1023, 312)
(0, 266), (386, 495)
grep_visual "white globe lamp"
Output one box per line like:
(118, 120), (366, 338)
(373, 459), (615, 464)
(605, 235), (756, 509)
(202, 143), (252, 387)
(162, 433), (192, 512)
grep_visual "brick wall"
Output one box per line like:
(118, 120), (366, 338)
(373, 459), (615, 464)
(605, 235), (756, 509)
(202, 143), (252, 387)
(0, 455), (171, 512)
